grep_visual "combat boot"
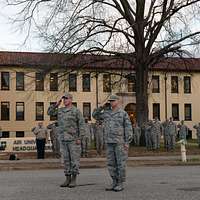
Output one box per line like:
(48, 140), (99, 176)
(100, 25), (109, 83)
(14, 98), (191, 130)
(60, 175), (71, 187)
(113, 182), (124, 192)
(105, 178), (117, 191)
(68, 174), (77, 188)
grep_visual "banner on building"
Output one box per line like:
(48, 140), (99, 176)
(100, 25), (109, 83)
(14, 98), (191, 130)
(0, 137), (52, 152)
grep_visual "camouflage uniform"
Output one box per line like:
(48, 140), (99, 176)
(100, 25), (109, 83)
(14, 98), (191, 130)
(144, 122), (153, 150)
(193, 124), (200, 147)
(92, 106), (133, 185)
(81, 122), (92, 157)
(47, 122), (60, 157)
(178, 124), (188, 141)
(133, 125), (141, 146)
(167, 121), (177, 150)
(47, 104), (85, 176)
(161, 120), (170, 150)
(153, 119), (162, 149)
(94, 120), (104, 156)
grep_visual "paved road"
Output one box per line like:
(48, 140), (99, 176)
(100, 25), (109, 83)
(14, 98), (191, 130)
(1, 166), (200, 200)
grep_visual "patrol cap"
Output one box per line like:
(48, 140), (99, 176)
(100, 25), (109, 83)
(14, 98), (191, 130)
(108, 94), (120, 101)
(62, 92), (73, 99)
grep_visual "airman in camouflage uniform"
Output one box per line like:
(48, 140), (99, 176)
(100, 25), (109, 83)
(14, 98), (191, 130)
(193, 123), (200, 148)
(153, 117), (163, 149)
(92, 95), (133, 192)
(133, 123), (141, 146)
(167, 117), (177, 150)
(177, 120), (188, 141)
(161, 119), (170, 150)
(47, 121), (60, 158)
(144, 120), (153, 150)
(94, 120), (104, 156)
(81, 118), (91, 157)
(47, 93), (85, 188)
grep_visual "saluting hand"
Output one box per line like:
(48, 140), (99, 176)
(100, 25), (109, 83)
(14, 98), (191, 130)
(55, 98), (62, 107)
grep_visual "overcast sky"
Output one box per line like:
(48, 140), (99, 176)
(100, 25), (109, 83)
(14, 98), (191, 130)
(0, 3), (44, 52)
(0, 2), (199, 57)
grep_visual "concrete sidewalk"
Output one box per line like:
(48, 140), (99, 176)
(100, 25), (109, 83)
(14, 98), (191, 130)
(0, 155), (200, 171)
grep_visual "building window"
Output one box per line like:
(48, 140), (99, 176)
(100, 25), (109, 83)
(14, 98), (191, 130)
(16, 72), (24, 91)
(152, 75), (160, 93)
(16, 102), (24, 121)
(69, 74), (77, 92)
(172, 104), (179, 121)
(35, 73), (44, 91)
(103, 74), (111, 93)
(50, 102), (57, 121)
(72, 102), (77, 107)
(1, 102), (10, 120)
(184, 76), (191, 94)
(153, 103), (160, 120)
(185, 104), (192, 121)
(36, 102), (44, 121)
(16, 131), (24, 138)
(1, 72), (9, 90)
(2, 131), (10, 138)
(83, 103), (91, 120)
(171, 76), (178, 93)
(82, 74), (91, 92)
(50, 73), (58, 91)
(127, 75), (136, 92)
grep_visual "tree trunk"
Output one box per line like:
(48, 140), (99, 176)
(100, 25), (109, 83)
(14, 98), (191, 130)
(135, 62), (149, 146)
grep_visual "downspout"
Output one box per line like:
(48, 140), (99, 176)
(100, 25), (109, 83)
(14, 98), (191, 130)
(95, 72), (99, 108)
(164, 72), (167, 120)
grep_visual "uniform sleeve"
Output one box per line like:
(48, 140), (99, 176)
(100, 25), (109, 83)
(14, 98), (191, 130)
(123, 112), (133, 144)
(32, 127), (39, 135)
(47, 104), (58, 116)
(76, 109), (86, 139)
(92, 106), (104, 120)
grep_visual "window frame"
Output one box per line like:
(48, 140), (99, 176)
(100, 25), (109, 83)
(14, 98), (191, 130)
(184, 76), (191, 94)
(153, 103), (160, 120)
(184, 103), (192, 121)
(16, 131), (25, 138)
(35, 72), (44, 91)
(1, 102), (10, 121)
(16, 72), (24, 91)
(50, 73), (58, 91)
(69, 73), (77, 92)
(152, 75), (160, 93)
(82, 74), (91, 92)
(1, 72), (10, 90)
(36, 102), (44, 121)
(171, 76), (179, 93)
(172, 103), (179, 121)
(16, 102), (25, 121)
(83, 102), (91, 120)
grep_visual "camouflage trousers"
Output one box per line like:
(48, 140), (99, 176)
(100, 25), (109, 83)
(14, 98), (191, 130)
(95, 133), (104, 155)
(51, 137), (60, 157)
(156, 133), (161, 149)
(81, 137), (90, 155)
(165, 135), (176, 150)
(60, 140), (81, 176)
(106, 143), (128, 183)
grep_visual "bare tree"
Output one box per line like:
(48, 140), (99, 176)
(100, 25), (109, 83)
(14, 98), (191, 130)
(5, 0), (200, 128)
